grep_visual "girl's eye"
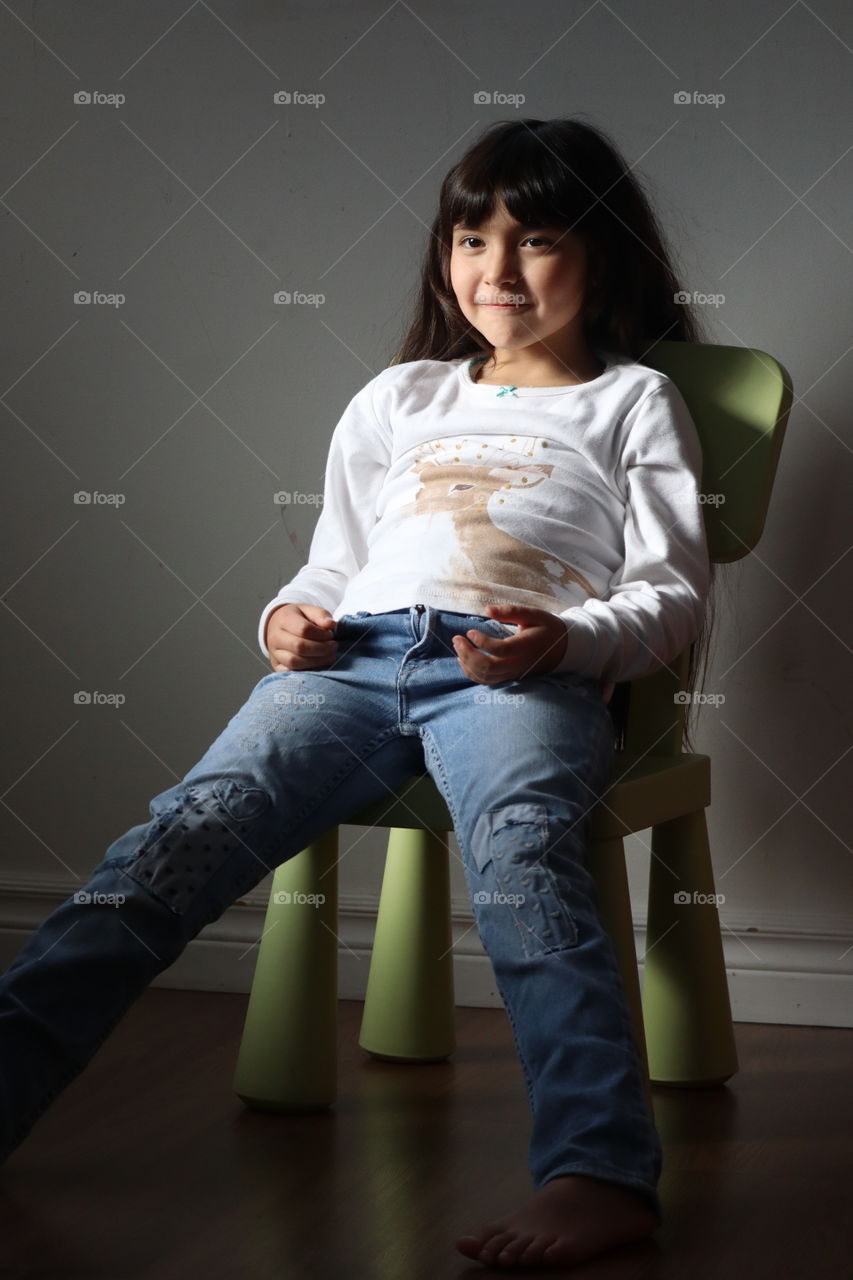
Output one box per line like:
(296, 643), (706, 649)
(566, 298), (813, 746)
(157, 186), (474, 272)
(456, 235), (551, 249)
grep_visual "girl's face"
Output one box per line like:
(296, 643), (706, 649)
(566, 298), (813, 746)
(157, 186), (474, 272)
(449, 202), (592, 363)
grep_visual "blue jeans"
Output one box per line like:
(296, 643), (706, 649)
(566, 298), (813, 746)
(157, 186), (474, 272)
(0, 605), (662, 1217)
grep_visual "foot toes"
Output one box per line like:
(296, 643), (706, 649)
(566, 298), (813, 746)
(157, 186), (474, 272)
(518, 1236), (557, 1267)
(456, 1234), (488, 1260)
(496, 1233), (536, 1265)
(477, 1230), (516, 1263)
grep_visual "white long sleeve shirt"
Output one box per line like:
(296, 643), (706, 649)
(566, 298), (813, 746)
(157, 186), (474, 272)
(258, 350), (711, 683)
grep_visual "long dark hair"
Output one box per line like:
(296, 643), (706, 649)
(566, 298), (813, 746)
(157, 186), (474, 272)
(392, 115), (716, 752)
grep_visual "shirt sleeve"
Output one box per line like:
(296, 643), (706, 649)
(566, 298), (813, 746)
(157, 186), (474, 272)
(550, 380), (711, 683)
(258, 376), (391, 659)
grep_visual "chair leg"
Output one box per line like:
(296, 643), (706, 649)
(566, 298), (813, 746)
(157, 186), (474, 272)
(585, 835), (653, 1115)
(359, 827), (456, 1061)
(233, 829), (339, 1111)
(644, 809), (738, 1086)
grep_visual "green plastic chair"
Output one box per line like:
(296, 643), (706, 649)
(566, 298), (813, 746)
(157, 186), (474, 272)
(233, 341), (793, 1113)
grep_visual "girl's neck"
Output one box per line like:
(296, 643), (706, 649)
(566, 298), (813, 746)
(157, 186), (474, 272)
(471, 350), (605, 388)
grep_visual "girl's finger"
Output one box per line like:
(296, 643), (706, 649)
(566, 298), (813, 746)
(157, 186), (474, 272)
(465, 629), (502, 654)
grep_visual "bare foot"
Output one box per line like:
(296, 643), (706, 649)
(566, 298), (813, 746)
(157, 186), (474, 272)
(455, 1173), (660, 1269)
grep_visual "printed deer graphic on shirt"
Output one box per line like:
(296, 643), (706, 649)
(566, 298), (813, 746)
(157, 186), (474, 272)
(398, 436), (599, 604)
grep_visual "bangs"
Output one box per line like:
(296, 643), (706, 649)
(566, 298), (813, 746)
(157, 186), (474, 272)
(445, 128), (596, 237)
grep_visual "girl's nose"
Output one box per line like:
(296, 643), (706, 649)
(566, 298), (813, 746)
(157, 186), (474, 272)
(484, 261), (519, 286)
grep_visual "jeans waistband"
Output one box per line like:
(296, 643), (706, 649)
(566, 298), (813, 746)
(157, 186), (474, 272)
(346, 604), (508, 647)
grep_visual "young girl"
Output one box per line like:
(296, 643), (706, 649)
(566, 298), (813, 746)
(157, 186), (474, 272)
(0, 116), (712, 1270)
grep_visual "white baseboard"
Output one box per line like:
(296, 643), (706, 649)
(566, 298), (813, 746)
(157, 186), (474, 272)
(1, 878), (852, 1028)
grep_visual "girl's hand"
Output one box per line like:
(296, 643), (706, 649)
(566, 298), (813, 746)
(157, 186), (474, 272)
(451, 603), (569, 684)
(265, 603), (338, 672)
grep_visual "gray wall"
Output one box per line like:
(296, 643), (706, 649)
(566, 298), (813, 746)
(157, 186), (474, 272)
(2, 0), (851, 1020)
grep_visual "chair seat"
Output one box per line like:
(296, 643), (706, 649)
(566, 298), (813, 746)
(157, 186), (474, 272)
(343, 752), (711, 840)
(345, 772), (456, 831)
(593, 751), (711, 839)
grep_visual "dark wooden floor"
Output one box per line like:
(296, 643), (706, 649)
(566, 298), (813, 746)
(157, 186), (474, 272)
(0, 991), (851, 1279)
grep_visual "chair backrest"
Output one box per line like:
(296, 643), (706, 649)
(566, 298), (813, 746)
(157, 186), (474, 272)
(642, 341), (793, 563)
(388, 342), (794, 757)
(623, 341), (793, 755)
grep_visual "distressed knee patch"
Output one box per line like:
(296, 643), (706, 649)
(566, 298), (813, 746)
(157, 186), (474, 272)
(470, 802), (579, 956)
(125, 777), (275, 916)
